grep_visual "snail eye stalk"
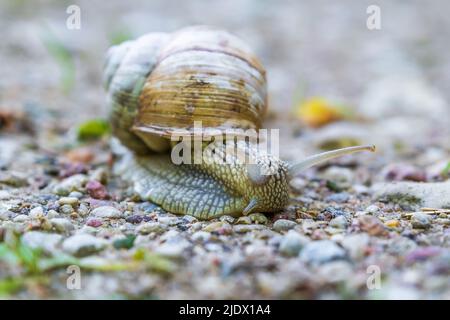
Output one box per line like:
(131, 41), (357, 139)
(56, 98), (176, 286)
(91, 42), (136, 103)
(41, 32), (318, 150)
(289, 145), (376, 176)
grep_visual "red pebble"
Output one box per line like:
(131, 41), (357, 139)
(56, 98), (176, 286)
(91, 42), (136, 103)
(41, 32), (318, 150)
(86, 218), (103, 228)
(86, 180), (108, 199)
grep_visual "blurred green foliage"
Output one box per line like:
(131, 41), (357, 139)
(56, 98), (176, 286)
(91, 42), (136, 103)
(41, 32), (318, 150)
(41, 26), (76, 94)
(109, 28), (134, 46)
(77, 119), (110, 141)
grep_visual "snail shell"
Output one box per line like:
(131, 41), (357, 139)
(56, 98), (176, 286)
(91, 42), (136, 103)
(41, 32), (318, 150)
(105, 26), (267, 153)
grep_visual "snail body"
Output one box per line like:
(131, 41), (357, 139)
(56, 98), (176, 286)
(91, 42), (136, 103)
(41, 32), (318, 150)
(105, 26), (374, 219)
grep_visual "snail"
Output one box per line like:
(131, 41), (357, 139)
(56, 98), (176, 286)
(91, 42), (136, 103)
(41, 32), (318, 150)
(104, 26), (375, 220)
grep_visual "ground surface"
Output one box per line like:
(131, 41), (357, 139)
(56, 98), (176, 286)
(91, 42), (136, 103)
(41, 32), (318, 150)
(0, 0), (449, 299)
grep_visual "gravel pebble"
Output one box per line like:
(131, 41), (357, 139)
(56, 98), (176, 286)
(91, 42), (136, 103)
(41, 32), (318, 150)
(411, 212), (432, 229)
(299, 240), (347, 265)
(0, 210), (13, 220)
(325, 192), (350, 203)
(219, 215), (235, 224)
(364, 205), (381, 215)
(29, 206), (44, 218)
(50, 218), (75, 233)
(236, 216), (252, 225)
(53, 174), (88, 196)
(58, 197), (79, 206)
(62, 234), (107, 257)
(125, 215), (151, 224)
(13, 214), (29, 222)
(321, 167), (354, 189)
(329, 216), (348, 229)
(191, 231), (211, 242)
(136, 222), (166, 234)
(273, 219), (297, 232)
(86, 180), (108, 199)
(46, 210), (59, 219)
(86, 218), (103, 228)
(22, 231), (62, 254)
(91, 206), (122, 218)
(68, 191), (84, 199)
(374, 181), (450, 210)
(59, 204), (74, 214)
(279, 230), (309, 256)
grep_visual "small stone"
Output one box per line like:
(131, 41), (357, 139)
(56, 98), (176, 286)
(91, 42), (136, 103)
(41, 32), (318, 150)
(382, 163), (426, 182)
(62, 234), (107, 257)
(353, 184), (370, 195)
(325, 192), (350, 203)
(181, 215), (198, 224)
(191, 231), (211, 242)
(86, 218), (103, 228)
(321, 167), (354, 190)
(219, 215), (235, 224)
(233, 224), (266, 233)
(91, 206), (122, 218)
(203, 221), (233, 235)
(59, 204), (74, 215)
(329, 216), (348, 229)
(50, 218), (74, 233)
(299, 240), (347, 265)
(248, 213), (269, 224)
(0, 190), (11, 200)
(136, 222), (166, 234)
(13, 214), (29, 222)
(0, 172), (28, 187)
(158, 216), (179, 226)
(405, 247), (441, 263)
(155, 241), (188, 258)
(384, 219), (400, 228)
(373, 180), (450, 210)
(341, 233), (370, 260)
(318, 207), (348, 221)
(29, 206), (44, 219)
(22, 231), (62, 254)
(236, 216), (252, 225)
(358, 215), (388, 236)
(58, 197), (79, 206)
(364, 205), (380, 215)
(86, 180), (108, 199)
(279, 230), (309, 256)
(316, 261), (353, 283)
(53, 174), (88, 196)
(68, 191), (84, 199)
(0, 210), (13, 220)
(273, 219), (297, 232)
(436, 218), (450, 225)
(126, 215), (151, 224)
(411, 212), (432, 229)
(190, 222), (203, 231)
(46, 210), (59, 219)
(77, 203), (89, 216)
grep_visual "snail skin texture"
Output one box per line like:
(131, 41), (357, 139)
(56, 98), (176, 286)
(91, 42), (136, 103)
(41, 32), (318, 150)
(105, 26), (375, 219)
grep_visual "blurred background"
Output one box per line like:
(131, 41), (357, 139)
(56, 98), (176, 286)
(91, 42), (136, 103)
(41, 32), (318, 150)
(1, 0), (449, 160)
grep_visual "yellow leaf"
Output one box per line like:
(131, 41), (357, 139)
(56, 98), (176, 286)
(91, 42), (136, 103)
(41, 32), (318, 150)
(296, 97), (344, 128)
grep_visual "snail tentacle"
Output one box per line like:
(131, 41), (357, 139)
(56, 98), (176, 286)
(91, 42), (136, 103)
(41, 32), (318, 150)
(288, 145), (376, 176)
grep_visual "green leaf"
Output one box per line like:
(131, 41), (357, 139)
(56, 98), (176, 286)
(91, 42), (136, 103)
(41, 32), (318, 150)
(0, 278), (24, 297)
(441, 162), (450, 178)
(77, 119), (110, 141)
(133, 248), (176, 275)
(113, 235), (136, 250)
